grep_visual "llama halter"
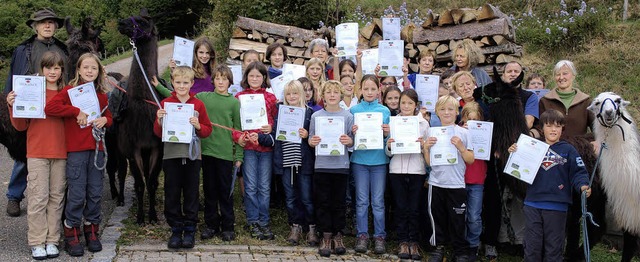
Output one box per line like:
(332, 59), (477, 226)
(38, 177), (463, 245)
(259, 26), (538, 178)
(128, 17), (152, 42)
(596, 97), (632, 141)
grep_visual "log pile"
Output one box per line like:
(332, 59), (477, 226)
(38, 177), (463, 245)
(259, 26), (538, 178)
(227, 4), (522, 73)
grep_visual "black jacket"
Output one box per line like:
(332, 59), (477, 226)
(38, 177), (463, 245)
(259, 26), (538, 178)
(4, 35), (68, 93)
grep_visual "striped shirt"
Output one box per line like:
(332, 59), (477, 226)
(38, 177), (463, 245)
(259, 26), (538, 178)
(282, 141), (302, 167)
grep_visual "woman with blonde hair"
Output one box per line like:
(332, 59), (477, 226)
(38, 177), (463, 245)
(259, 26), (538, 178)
(451, 39), (491, 88)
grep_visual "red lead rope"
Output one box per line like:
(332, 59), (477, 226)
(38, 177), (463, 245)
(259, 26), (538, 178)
(106, 78), (161, 108)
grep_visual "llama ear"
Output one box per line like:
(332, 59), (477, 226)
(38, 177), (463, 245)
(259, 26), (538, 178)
(81, 17), (92, 37)
(492, 66), (502, 85)
(65, 16), (74, 35)
(512, 71), (525, 87)
(622, 99), (631, 107)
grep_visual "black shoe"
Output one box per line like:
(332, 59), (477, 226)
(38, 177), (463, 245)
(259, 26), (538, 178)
(260, 225), (274, 240)
(200, 227), (218, 240)
(6, 199), (20, 217)
(63, 226), (84, 257)
(428, 245), (445, 262)
(249, 223), (263, 239)
(167, 228), (183, 249)
(182, 228), (195, 248)
(84, 224), (102, 252)
(221, 231), (236, 241)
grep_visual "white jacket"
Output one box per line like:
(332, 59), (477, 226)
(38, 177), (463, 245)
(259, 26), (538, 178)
(385, 116), (430, 175)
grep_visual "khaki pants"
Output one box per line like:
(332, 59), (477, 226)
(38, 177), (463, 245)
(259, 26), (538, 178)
(27, 158), (66, 246)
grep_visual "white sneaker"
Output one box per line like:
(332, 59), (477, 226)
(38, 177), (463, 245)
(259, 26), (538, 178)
(45, 243), (60, 258)
(31, 245), (46, 260)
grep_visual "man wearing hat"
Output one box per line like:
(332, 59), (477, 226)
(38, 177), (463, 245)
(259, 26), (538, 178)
(4, 8), (69, 221)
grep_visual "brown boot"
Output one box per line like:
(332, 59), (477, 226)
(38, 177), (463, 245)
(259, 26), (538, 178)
(398, 242), (410, 259)
(84, 223), (102, 252)
(318, 232), (332, 257)
(286, 224), (303, 245)
(333, 232), (346, 255)
(307, 224), (319, 246)
(63, 225), (84, 257)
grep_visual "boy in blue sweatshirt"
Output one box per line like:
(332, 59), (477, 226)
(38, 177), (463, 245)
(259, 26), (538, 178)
(508, 109), (591, 262)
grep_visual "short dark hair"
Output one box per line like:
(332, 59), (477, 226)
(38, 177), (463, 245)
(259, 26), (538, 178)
(265, 43), (287, 63)
(212, 64), (234, 85)
(540, 109), (565, 126)
(338, 59), (356, 76)
(240, 61), (270, 90)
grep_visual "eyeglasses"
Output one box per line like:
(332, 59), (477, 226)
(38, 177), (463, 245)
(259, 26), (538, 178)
(381, 82), (396, 86)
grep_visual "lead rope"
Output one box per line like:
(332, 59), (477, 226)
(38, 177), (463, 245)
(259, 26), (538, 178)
(130, 39), (162, 108)
(582, 131), (607, 262)
(93, 105), (109, 170)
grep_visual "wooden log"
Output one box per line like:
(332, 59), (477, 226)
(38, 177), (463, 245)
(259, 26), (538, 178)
(477, 3), (501, 21)
(291, 38), (305, 48)
(436, 44), (449, 54)
(360, 22), (379, 40)
(369, 32), (383, 48)
(416, 44), (429, 54)
(266, 37), (275, 44)
(409, 63), (419, 73)
(405, 43), (414, 50)
(252, 29), (261, 40)
(232, 27), (247, 38)
(413, 18), (511, 43)
(496, 53), (517, 64)
(293, 58), (305, 65)
(421, 12), (435, 28)
(434, 42), (523, 62)
(235, 16), (318, 41)
(428, 42), (440, 51)
(373, 18), (383, 31)
(296, 50), (305, 56)
(461, 9), (479, 23)
(228, 39), (310, 59)
(228, 50), (241, 59)
(493, 35), (507, 45)
(262, 33), (269, 39)
(276, 38), (287, 45)
(481, 36), (491, 45)
(400, 22), (415, 43)
(451, 8), (477, 24)
(475, 40), (485, 47)
(408, 48), (418, 58)
(438, 9), (454, 26)
(449, 40), (459, 50)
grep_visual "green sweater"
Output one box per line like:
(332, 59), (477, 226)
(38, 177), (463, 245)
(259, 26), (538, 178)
(195, 91), (244, 163)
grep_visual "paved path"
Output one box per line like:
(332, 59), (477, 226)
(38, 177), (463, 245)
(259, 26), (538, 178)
(105, 43), (173, 77)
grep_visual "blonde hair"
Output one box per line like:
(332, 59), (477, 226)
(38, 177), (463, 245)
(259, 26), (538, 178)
(306, 58), (327, 83)
(319, 80), (344, 100)
(171, 66), (196, 81)
(451, 71), (477, 95)
(283, 80), (306, 108)
(452, 39), (484, 69)
(461, 101), (483, 121)
(70, 53), (109, 93)
(435, 95), (459, 112)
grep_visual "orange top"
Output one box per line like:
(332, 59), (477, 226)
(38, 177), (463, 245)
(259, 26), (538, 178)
(10, 89), (67, 159)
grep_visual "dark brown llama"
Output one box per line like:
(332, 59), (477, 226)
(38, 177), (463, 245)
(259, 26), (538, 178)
(65, 16), (104, 77)
(117, 8), (163, 224)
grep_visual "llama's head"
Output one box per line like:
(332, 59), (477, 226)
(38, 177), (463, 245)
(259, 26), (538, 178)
(117, 8), (157, 43)
(588, 92), (631, 128)
(473, 66), (524, 105)
(65, 16), (104, 57)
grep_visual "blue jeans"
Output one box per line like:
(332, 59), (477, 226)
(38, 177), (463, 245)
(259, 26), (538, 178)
(466, 184), (484, 248)
(6, 160), (28, 201)
(243, 150), (272, 226)
(281, 167), (314, 226)
(353, 163), (387, 238)
(65, 151), (105, 227)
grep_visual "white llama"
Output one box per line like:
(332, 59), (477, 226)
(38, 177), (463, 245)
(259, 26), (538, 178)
(587, 92), (639, 262)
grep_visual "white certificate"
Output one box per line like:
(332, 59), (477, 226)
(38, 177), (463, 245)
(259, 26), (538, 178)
(162, 102), (195, 144)
(173, 36), (195, 67)
(315, 116), (345, 156)
(68, 82), (101, 128)
(390, 116), (421, 154)
(228, 84), (241, 97)
(361, 48), (378, 75)
(12, 75), (45, 119)
(378, 40), (404, 77)
(525, 89), (549, 99)
(229, 65), (242, 85)
(467, 120), (493, 161)
(239, 94), (268, 130)
(282, 64), (306, 80)
(270, 74), (293, 101)
(415, 74), (440, 112)
(354, 112), (384, 150)
(429, 126), (459, 166)
(336, 23), (359, 57)
(276, 105), (305, 143)
(504, 134), (550, 184)
(382, 18), (401, 40)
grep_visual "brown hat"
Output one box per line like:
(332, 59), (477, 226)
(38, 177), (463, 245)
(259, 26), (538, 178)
(26, 8), (64, 28)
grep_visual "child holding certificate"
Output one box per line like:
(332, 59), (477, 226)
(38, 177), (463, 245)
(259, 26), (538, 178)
(508, 109), (590, 262)
(7, 52), (66, 259)
(306, 58), (326, 105)
(195, 65), (244, 242)
(44, 53), (113, 257)
(422, 95), (474, 262)
(384, 89), (430, 260)
(168, 37), (216, 94)
(350, 75), (391, 254)
(235, 61), (278, 240)
(404, 50), (436, 89)
(308, 80), (354, 257)
(154, 66), (212, 249)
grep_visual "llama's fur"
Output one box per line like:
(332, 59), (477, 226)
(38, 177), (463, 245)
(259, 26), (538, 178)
(65, 16), (103, 77)
(588, 92), (640, 261)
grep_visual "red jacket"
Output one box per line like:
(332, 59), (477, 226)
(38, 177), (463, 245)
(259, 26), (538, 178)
(44, 84), (113, 152)
(235, 87), (277, 152)
(153, 92), (212, 140)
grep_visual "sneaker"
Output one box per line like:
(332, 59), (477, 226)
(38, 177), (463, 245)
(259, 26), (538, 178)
(260, 225), (275, 240)
(31, 245), (46, 260)
(428, 245), (445, 262)
(221, 231), (236, 241)
(286, 224), (303, 245)
(307, 224), (319, 246)
(318, 232), (332, 257)
(45, 244), (60, 258)
(200, 227), (218, 240)
(6, 199), (20, 217)
(63, 225), (84, 257)
(354, 234), (369, 253)
(333, 232), (346, 255)
(373, 236), (386, 254)
(249, 223), (263, 240)
(182, 227), (196, 248)
(167, 227), (183, 249)
(409, 242), (422, 260)
(84, 224), (102, 252)
(397, 242), (410, 259)
(485, 244), (498, 260)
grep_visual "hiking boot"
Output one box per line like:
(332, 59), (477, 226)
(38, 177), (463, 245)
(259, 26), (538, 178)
(260, 225), (274, 240)
(84, 223), (102, 252)
(398, 242), (410, 259)
(468, 246), (478, 262)
(354, 234), (369, 253)
(333, 232), (346, 255)
(182, 226), (196, 248)
(31, 245), (46, 260)
(6, 199), (20, 217)
(286, 224), (303, 245)
(428, 245), (445, 262)
(221, 231), (235, 241)
(409, 242), (422, 260)
(307, 224), (319, 246)
(485, 244), (498, 260)
(318, 232), (332, 257)
(249, 223), (263, 240)
(45, 244), (60, 258)
(63, 225), (84, 257)
(200, 227), (218, 240)
(167, 227), (183, 249)
(373, 236), (386, 254)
